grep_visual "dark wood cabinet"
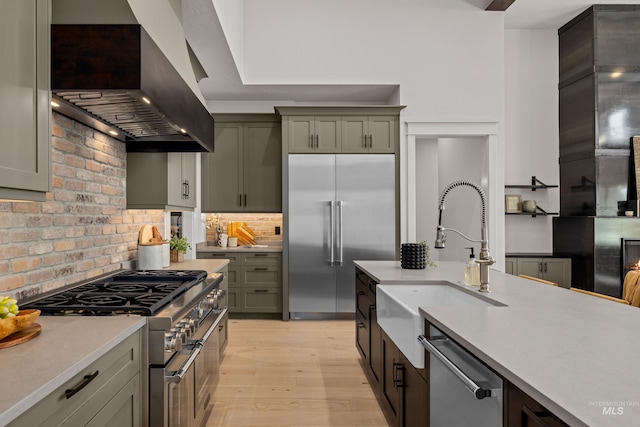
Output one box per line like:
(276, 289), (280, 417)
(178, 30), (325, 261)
(506, 382), (569, 427)
(356, 266), (427, 427)
(381, 330), (428, 427)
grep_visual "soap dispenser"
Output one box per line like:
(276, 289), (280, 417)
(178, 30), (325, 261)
(465, 247), (480, 286)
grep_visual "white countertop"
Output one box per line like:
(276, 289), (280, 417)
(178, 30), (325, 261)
(166, 258), (229, 272)
(354, 260), (640, 427)
(0, 316), (146, 426)
(196, 242), (282, 253)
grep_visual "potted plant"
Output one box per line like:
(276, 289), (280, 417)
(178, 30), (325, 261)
(169, 236), (191, 263)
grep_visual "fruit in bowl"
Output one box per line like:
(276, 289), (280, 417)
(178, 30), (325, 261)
(0, 296), (40, 341)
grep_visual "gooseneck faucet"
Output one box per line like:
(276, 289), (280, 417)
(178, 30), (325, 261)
(435, 180), (495, 293)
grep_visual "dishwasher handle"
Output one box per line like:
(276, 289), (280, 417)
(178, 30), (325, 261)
(418, 335), (498, 400)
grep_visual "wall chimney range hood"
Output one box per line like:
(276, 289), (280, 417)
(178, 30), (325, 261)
(51, 14), (214, 153)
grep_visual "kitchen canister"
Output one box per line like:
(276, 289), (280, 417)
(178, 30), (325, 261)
(400, 243), (426, 269)
(162, 242), (170, 267)
(138, 243), (165, 270)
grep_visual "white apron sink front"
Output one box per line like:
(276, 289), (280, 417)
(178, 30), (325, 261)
(376, 282), (505, 369)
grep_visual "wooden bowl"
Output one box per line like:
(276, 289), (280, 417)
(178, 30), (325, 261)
(0, 309), (41, 340)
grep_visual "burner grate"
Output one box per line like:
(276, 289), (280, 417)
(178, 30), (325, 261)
(22, 269), (208, 315)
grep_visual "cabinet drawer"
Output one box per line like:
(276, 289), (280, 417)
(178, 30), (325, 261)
(10, 330), (141, 427)
(197, 252), (240, 264)
(356, 282), (371, 321)
(356, 312), (369, 361)
(242, 266), (281, 287)
(242, 288), (282, 312)
(241, 252), (282, 265)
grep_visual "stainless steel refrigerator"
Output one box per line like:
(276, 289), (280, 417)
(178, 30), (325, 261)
(288, 154), (396, 318)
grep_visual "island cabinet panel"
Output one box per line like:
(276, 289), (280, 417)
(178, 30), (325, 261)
(381, 330), (428, 427)
(355, 268), (382, 385)
(8, 329), (142, 427)
(506, 382), (569, 427)
(356, 268), (427, 427)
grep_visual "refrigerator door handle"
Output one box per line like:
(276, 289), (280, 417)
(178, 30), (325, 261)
(337, 200), (344, 266)
(329, 200), (335, 266)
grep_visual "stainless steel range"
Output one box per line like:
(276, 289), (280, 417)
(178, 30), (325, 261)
(22, 269), (228, 427)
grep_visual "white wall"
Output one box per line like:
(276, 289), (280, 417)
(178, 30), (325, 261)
(241, 0), (504, 123)
(504, 29), (559, 254)
(212, 0), (245, 77)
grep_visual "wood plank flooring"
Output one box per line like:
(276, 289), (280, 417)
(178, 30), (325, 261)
(206, 319), (390, 427)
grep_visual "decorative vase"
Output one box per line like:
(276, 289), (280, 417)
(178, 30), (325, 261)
(400, 243), (426, 269)
(170, 250), (184, 263)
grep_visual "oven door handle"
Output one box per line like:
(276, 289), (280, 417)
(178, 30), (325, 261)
(199, 309), (225, 343)
(165, 346), (202, 384)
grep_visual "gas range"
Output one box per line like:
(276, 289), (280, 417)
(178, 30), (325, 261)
(22, 268), (228, 427)
(24, 269), (210, 316)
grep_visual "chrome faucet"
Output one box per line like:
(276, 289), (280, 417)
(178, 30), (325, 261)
(434, 180), (495, 293)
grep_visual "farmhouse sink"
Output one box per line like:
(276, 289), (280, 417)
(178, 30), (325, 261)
(376, 282), (505, 369)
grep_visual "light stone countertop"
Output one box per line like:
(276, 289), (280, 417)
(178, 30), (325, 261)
(165, 258), (230, 272)
(354, 260), (640, 427)
(196, 241), (282, 253)
(0, 316), (146, 426)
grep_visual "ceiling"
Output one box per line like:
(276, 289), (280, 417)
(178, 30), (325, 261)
(183, 0), (640, 111)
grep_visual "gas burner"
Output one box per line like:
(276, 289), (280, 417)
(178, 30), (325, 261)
(105, 283), (150, 293)
(76, 294), (128, 306)
(152, 283), (183, 294)
(72, 284), (101, 293)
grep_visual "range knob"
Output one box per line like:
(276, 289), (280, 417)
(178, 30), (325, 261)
(194, 303), (205, 319)
(164, 331), (182, 352)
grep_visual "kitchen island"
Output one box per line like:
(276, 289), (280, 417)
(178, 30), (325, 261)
(355, 260), (640, 427)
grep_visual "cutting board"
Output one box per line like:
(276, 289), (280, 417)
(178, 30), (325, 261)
(0, 323), (41, 349)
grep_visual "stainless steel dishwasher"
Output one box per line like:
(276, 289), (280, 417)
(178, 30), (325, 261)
(418, 325), (503, 426)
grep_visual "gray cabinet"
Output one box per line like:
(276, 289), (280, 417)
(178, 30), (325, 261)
(341, 116), (397, 153)
(9, 329), (142, 427)
(198, 251), (282, 314)
(507, 256), (572, 288)
(277, 106), (404, 154)
(0, 0), (50, 202)
(286, 116), (342, 153)
(202, 118), (282, 213)
(126, 152), (196, 210)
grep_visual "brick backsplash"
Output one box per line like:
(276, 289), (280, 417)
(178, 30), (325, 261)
(205, 213), (283, 242)
(0, 112), (163, 300)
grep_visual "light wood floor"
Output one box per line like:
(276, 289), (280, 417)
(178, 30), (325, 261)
(206, 319), (390, 427)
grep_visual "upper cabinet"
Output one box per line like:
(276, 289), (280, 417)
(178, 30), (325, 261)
(0, 0), (51, 202)
(287, 116), (342, 153)
(277, 106), (404, 154)
(202, 115), (282, 213)
(342, 116), (397, 153)
(127, 152), (197, 210)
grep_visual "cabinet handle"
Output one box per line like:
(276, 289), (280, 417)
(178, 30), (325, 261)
(539, 262), (543, 273)
(208, 253), (227, 257)
(254, 267), (268, 271)
(253, 253), (268, 257)
(369, 304), (376, 311)
(238, 194), (242, 206)
(544, 262), (548, 273)
(315, 134), (319, 148)
(357, 290), (365, 296)
(219, 325), (224, 331)
(254, 289), (269, 293)
(244, 194), (247, 206)
(393, 361), (404, 389)
(522, 404), (555, 426)
(310, 134), (314, 148)
(186, 180), (190, 198)
(369, 134), (373, 148)
(65, 370), (99, 399)
(358, 322), (365, 329)
(363, 135), (367, 148)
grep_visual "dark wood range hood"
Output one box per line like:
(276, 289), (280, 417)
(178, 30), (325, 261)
(52, 24), (214, 152)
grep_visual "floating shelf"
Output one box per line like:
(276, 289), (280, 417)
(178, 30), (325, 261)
(505, 176), (558, 191)
(506, 206), (558, 217)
